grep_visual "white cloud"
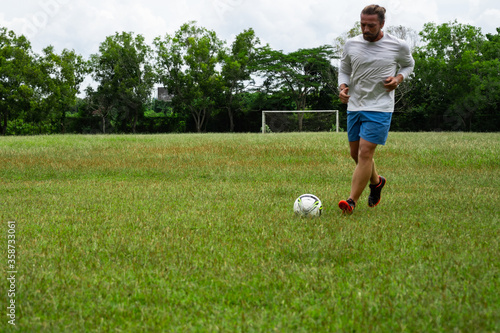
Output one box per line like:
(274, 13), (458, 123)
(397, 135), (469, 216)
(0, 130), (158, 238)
(1, 0), (498, 58)
(476, 8), (500, 34)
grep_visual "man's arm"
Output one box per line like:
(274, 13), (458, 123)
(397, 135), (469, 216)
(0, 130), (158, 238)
(383, 74), (404, 92)
(338, 42), (352, 104)
(384, 39), (415, 92)
(396, 40), (415, 81)
(339, 84), (350, 104)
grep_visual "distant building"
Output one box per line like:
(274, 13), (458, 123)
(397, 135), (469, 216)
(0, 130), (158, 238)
(157, 87), (173, 102)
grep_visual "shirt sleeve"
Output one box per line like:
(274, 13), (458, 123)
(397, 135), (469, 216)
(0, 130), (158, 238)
(396, 40), (415, 79)
(338, 41), (352, 87)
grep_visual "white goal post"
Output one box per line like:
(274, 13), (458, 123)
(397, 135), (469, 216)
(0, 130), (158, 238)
(261, 110), (339, 134)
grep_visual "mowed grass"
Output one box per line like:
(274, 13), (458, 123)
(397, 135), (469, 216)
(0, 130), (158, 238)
(0, 132), (499, 332)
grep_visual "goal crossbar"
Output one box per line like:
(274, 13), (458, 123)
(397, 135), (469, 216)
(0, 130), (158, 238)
(261, 110), (339, 134)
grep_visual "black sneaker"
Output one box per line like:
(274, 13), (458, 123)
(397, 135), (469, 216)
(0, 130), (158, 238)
(339, 198), (356, 214)
(368, 176), (386, 207)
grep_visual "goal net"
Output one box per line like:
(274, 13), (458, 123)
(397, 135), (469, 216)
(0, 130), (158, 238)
(261, 110), (339, 134)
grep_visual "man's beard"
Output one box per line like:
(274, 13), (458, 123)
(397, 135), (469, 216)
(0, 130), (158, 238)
(363, 30), (381, 42)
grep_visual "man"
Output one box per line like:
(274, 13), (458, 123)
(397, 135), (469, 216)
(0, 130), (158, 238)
(337, 4), (415, 214)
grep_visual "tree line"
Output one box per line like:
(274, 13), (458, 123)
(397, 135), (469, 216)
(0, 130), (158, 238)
(1, 21), (499, 135)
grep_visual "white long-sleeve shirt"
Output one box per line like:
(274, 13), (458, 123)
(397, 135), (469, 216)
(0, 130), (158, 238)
(338, 33), (415, 112)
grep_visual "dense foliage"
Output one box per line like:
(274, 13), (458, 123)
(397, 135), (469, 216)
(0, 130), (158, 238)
(0, 21), (498, 134)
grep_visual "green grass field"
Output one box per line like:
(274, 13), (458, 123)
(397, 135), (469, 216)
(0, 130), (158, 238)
(1, 132), (499, 332)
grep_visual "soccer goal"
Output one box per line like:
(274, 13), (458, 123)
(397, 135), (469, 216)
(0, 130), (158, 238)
(261, 110), (339, 134)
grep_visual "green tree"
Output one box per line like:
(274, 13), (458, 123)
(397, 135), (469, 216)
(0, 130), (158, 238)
(154, 22), (224, 133)
(0, 27), (35, 135)
(472, 28), (500, 131)
(410, 21), (498, 131)
(90, 31), (156, 133)
(254, 45), (337, 130)
(220, 28), (260, 132)
(83, 85), (115, 134)
(36, 46), (89, 133)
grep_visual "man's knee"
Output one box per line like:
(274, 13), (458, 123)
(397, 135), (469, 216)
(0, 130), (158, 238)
(358, 140), (377, 161)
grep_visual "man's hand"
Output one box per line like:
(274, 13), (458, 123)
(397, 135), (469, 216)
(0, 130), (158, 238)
(383, 74), (404, 92)
(339, 86), (350, 104)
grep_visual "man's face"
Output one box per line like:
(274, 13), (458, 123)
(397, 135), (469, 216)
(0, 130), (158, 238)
(360, 14), (385, 42)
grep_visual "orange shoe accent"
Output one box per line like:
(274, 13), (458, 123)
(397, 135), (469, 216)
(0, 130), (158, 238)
(339, 200), (354, 214)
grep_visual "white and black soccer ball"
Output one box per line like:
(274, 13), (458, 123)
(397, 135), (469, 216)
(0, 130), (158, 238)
(293, 194), (323, 218)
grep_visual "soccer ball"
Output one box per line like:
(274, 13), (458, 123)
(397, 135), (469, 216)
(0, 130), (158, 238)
(293, 194), (323, 218)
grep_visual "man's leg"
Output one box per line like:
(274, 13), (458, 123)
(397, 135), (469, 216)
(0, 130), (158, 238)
(349, 138), (379, 204)
(349, 140), (379, 183)
(339, 139), (380, 213)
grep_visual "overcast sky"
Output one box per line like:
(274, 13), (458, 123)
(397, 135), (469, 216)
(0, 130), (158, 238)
(2, 0), (499, 58)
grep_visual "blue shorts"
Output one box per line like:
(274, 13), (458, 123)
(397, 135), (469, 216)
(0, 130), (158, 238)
(347, 111), (393, 145)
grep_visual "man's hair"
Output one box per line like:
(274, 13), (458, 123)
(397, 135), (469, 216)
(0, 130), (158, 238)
(361, 4), (386, 23)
